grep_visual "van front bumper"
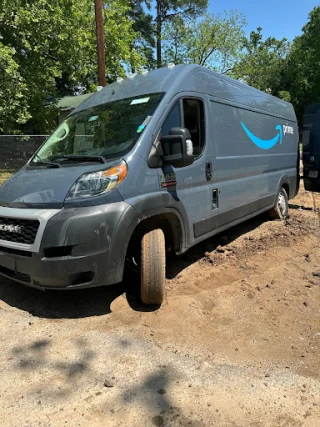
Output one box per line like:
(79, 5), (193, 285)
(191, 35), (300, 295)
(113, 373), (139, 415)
(0, 202), (139, 290)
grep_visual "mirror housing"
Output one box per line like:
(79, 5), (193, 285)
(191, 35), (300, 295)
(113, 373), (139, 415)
(160, 127), (194, 167)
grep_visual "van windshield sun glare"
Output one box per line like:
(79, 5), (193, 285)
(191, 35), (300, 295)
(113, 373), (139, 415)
(30, 92), (164, 166)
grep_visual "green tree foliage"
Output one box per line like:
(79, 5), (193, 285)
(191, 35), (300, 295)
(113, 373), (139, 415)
(0, 43), (30, 133)
(162, 16), (188, 65)
(279, 6), (320, 123)
(104, 1), (144, 80)
(163, 11), (246, 74)
(1, 0), (319, 134)
(0, 0), (145, 133)
(1, 0), (67, 132)
(129, 0), (156, 70)
(233, 27), (290, 93)
(155, 0), (208, 68)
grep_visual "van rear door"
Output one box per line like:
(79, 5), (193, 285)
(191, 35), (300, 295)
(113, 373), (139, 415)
(302, 104), (320, 193)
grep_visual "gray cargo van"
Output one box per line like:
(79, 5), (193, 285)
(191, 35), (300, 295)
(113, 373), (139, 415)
(0, 65), (299, 305)
(302, 103), (320, 192)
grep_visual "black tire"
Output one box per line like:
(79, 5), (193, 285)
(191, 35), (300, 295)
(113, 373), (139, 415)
(141, 229), (166, 305)
(269, 187), (289, 220)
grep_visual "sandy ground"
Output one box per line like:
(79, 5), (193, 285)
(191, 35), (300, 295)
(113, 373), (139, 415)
(0, 185), (319, 427)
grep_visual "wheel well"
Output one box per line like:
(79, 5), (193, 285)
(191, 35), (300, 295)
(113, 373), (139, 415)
(127, 213), (183, 255)
(282, 182), (289, 197)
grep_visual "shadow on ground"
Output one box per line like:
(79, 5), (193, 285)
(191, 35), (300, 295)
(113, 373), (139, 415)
(9, 335), (186, 421)
(0, 212), (272, 320)
(120, 367), (192, 426)
(9, 336), (97, 401)
(288, 203), (313, 211)
(0, 279), (126, 319)
(11, 336), (94, 378)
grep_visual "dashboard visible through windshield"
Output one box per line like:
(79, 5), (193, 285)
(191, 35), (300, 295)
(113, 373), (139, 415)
(32, 92), (164, 166)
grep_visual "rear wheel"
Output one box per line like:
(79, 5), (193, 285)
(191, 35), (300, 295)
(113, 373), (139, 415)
(269, 187), (289, 220)
(141, 229), (166, 305)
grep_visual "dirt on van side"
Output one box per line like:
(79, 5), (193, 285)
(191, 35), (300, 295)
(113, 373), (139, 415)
(0, 184), (319, 427)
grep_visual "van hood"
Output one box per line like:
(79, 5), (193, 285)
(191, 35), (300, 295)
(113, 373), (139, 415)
(0, 161), (121, 209)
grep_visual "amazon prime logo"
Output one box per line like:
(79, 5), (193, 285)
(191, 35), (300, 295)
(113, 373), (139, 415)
(283, 125), (294, 135)
(241, 122), (294, 150)
(0, 224), (22, 234)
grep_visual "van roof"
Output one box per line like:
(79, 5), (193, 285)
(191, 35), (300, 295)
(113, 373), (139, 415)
(72, 64), (296, 122)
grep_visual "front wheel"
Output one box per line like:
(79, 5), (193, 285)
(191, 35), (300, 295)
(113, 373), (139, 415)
(141, 229), (166, 305)
(269, 187), (289, 220)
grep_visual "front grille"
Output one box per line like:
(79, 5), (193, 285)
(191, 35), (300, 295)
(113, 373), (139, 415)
(0, 217), (39, 245)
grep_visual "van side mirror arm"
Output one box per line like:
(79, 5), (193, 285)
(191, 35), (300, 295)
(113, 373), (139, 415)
(148, 139), (164, 168)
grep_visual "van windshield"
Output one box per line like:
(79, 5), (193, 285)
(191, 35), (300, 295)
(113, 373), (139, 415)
(32, 92), (164, 165)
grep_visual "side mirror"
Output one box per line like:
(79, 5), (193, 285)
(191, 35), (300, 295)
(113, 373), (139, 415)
(160, 127), (194, 167)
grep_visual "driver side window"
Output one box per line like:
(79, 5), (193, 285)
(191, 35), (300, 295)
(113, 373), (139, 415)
(161, 98), (205, 158)
(161, 102), (182, 137)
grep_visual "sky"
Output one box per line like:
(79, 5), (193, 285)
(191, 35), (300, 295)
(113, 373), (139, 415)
(208, 0), (319, 41)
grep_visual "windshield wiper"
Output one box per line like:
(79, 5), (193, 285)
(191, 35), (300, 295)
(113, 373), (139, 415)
(51, 155), (106, 164)
(31, 154), (61, 168)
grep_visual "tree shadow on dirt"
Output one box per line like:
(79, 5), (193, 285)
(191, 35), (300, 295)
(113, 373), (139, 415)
(0, 212), (270, 319)
(119, 367), (206, 426)
(120, 367), (191, 426)
(11, 337), (94, 377)
(9, 336), (96, 400)
(9, 337), (192, 424)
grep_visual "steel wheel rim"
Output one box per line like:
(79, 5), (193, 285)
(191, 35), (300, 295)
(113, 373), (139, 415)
(278, 192), (287, 216)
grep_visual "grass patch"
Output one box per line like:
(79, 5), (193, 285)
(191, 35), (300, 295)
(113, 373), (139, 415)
(0, 169), (16, 186)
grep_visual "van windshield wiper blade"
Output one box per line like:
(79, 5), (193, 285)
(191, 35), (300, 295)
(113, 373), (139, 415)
(52, 155), (106, 164)
(31, 154), (61, 168)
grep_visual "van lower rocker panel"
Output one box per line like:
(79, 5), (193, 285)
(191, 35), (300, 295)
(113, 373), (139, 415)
(193, 195), (274, 238)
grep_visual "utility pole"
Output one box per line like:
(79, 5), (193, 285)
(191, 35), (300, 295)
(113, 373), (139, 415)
(94, 0), (106, 87)
(156, 0), (162, 68)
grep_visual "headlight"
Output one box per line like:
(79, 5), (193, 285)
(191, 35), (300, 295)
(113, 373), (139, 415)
(65, 161), (127, 200)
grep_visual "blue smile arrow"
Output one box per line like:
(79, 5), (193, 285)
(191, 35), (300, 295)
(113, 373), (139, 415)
(241, 122), (283, 150)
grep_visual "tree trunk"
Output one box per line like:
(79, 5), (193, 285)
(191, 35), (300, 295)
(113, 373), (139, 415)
(156, 0), (162, 68)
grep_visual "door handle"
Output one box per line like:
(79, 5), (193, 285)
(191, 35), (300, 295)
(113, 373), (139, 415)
(205, 161), (212, 181)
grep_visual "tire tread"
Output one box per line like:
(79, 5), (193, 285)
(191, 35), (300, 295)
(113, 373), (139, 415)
(141, 229), (165, 305)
